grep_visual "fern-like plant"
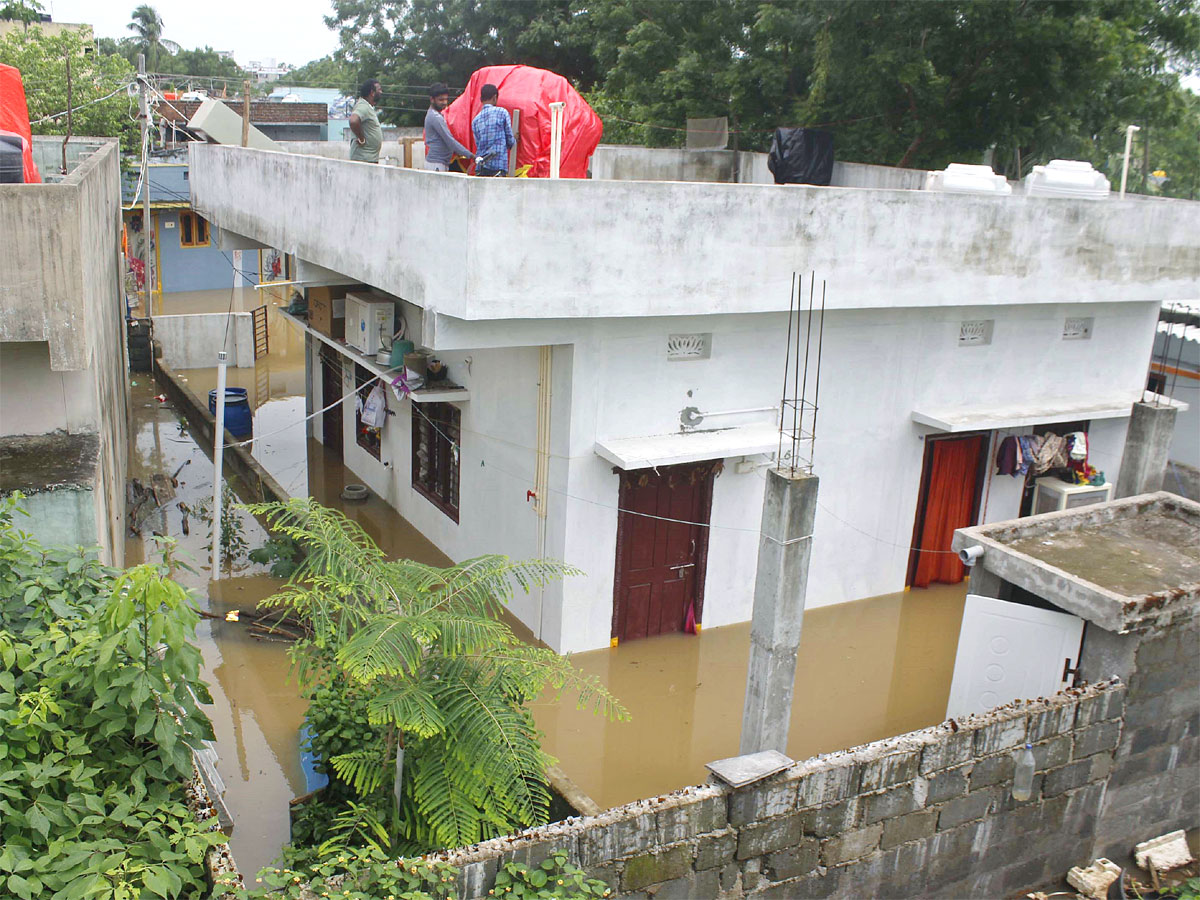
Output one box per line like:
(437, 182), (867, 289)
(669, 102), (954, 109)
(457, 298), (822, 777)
(245, 499), (628, 853)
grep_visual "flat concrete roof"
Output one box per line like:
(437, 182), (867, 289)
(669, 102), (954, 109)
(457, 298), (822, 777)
(0, 432), (100, 495)
(953, 492), (1200, 633)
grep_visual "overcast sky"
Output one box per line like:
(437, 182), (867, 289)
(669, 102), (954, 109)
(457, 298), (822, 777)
(46, 0), (341, 67)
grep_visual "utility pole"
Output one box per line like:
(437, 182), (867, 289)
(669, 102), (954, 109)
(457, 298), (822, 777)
(61, 54), (72, 174)
(241, 80), (251, 147)
(138, 54), (155, 318)
(739, 468), (819, 756)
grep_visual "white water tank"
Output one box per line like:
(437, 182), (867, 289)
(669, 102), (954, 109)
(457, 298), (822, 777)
(1024, 160), (1110, 200)
(925, 163), (1012, 195)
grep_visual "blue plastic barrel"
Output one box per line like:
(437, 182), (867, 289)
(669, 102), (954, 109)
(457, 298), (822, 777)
(208, 387), (253, 438)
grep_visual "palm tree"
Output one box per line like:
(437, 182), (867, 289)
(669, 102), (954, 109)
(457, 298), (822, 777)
(127, 4), (178, 71)
(246, 499), (628, 852)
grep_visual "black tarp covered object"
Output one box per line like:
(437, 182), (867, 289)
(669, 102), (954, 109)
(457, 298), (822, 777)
(767, 128), (834, 185)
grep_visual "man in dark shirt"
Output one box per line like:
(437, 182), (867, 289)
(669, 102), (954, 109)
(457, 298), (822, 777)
(423, 83), (472, 171)
(471, 83), (515, 177)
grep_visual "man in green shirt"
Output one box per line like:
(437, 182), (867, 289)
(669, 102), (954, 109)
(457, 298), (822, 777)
(349, 78), (383, 163)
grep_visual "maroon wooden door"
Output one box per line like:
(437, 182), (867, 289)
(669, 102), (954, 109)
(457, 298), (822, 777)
(319, 346), (343, 457)
(612, 461), (719, 643)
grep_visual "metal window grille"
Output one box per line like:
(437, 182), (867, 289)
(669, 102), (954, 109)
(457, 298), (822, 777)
(412, 402), (460, 522)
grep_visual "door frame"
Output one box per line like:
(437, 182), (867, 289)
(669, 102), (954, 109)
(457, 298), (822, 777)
(319, 344), (344, 457)
(609, 461), (718, 642)
(906, 431), (991, 587)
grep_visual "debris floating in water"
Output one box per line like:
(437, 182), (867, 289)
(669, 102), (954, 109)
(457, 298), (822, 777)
(225, 610), (240, 622)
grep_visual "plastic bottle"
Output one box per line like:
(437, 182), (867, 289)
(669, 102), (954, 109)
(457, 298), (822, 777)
(1012, 742), (1035, 801)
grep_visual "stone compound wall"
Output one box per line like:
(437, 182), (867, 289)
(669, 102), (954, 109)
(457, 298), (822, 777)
(439, 680), (1156, 898)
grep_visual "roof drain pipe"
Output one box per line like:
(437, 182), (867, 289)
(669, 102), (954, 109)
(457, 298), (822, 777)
(534, 346), (553, 640)
(549, 102), (566, 179)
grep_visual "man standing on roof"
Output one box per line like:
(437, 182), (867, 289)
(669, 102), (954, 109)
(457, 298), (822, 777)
(423, 82), (472, 172)
(349, 78), (383, 164)
(471, 83), (514, 177)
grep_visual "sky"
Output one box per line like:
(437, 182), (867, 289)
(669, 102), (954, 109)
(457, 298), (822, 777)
(45, 0), (341, 67)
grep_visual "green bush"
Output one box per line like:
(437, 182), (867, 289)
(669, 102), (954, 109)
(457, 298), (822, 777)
(0, 496), (225, 899)
(493, 852), (612, 899)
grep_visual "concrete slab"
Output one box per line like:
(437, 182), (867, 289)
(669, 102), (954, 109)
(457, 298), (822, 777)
(706, 750), (794, 788)
(953, 492), (1200, 633)
(0, 432), (100, 493)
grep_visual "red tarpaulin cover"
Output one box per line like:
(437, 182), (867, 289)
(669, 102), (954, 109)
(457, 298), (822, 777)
(442, 64), (602, 178)
(0, 63), (41, 184)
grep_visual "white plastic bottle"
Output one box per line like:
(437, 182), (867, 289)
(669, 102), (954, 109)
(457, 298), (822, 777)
(1012, 742), (1035, 801)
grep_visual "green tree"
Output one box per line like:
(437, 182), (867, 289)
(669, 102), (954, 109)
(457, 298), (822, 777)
(0, 27), (138, 148)
(287, 53), (357, 93)
(247, 499), (628, 853)
(127, 3), (179, 73)
(158, 46), (247, 84)
(0, 497), (225, 899)
(0, 0), (44, 25)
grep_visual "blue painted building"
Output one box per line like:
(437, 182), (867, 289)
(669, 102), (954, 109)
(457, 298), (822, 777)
(121, 155), (291, 306)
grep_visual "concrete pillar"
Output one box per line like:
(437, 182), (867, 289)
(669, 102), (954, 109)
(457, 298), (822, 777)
(967, 565), (1004, 600)
(1115, 401), (1177, 498)
(740, 468), (818, 755)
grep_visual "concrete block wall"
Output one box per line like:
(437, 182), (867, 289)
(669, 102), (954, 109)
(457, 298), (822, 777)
(1090, 614), (1200, 860)
(436, 680), (1165, 898)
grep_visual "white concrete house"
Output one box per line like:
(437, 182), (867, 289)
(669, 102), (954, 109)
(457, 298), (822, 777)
(188, 143), (1199, 653)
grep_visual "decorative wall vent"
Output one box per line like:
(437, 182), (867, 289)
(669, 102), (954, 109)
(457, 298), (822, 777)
(667, 333), (712, 361)
(1063, 316), (1094, 340)
(958, 319), (994, 347)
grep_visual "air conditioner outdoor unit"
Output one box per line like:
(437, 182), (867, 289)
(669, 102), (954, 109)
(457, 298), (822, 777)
(1032, 476), (1113, 515)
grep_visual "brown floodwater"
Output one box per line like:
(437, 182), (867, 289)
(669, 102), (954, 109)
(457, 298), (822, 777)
(125, 377), (306, 879)
(532, 584), (966, 810)
(136, 295), (968, 865)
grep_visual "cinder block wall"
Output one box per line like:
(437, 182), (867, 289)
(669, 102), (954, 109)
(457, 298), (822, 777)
(1091, 614), (1200, 861)
(435, 678), (1188, 898)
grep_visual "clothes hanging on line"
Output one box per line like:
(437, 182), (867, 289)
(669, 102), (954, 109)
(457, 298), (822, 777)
(996, 435), (1019, 476)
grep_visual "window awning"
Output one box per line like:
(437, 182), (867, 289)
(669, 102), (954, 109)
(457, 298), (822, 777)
(912, 391), (1186, 433)
(595, 422), (780, 470)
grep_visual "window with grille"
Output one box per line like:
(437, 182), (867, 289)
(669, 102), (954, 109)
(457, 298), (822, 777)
(354, 364), (382, 460)
(412, 402), (460, 522)
(178, 211), (209, 248)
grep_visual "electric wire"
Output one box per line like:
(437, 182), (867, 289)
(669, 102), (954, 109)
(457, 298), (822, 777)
(30, 81), (134, 124)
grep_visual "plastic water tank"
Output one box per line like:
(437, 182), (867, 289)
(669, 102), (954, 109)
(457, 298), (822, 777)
(1024, 159), (1110, 200)
(924, 163), (1012, 195)
(0, 132), (25, 184)
(208, 387), (253, 438)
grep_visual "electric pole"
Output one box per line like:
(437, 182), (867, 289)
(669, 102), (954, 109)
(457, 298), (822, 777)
(138, 54), (155, 318)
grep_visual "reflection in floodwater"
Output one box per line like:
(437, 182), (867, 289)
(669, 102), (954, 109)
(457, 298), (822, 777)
(134, 299), (968, 865)
(125, 378), (306, 878)
(532, 584), (965, 810)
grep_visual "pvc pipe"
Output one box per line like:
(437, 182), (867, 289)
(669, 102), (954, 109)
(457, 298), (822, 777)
(211, 349), (228, 579)
(1120, 125), (1140, 198)
(549, 102), (565, 179)
(534, 346), (552, 639)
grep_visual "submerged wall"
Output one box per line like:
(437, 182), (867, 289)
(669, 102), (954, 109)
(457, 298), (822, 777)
(154, 313), (256, 369)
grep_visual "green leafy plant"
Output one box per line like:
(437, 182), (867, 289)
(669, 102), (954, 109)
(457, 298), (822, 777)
(239, 845), (458, 900)
(245, 499), (628, 854)
(493, 851), (612, 899)
(197, 483), (250, 567)
(0, 495), (225, 899)
(248, 534), (301, 579)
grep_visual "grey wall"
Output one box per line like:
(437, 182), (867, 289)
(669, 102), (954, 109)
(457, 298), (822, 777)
(438, 680), (1164, 898)
(0, 138), (128, 564)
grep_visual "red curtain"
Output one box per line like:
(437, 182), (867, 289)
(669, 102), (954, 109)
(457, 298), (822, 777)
(912, 435), (985, 588)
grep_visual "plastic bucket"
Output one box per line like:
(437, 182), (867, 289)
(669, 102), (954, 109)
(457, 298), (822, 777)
(208, 388), (253, 438)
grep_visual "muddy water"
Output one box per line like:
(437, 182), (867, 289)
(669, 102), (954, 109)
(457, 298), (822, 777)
(126, 378), (306, 878)
(532, 584), (966, 810)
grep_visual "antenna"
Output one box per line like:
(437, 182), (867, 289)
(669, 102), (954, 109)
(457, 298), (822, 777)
(778, 271), (826, 475)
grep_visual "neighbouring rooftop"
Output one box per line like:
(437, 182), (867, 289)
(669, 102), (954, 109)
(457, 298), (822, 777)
(953, 492), (1200, 633)
(0, 432), (100, 494)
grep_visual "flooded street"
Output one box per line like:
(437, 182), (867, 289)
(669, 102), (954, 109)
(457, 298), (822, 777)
(532, 584), (965, 810)
(125, 378), (306, 878)
(130, 302), (966, 870)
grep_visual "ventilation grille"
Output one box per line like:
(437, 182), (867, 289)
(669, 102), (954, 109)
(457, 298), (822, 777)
(1063, 316), (1093, 340)
(958, 320), (994, 347)
(667, 333), (712, 361)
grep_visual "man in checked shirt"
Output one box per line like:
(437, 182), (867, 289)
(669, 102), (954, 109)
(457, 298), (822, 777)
(471, 83), (515, 177)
